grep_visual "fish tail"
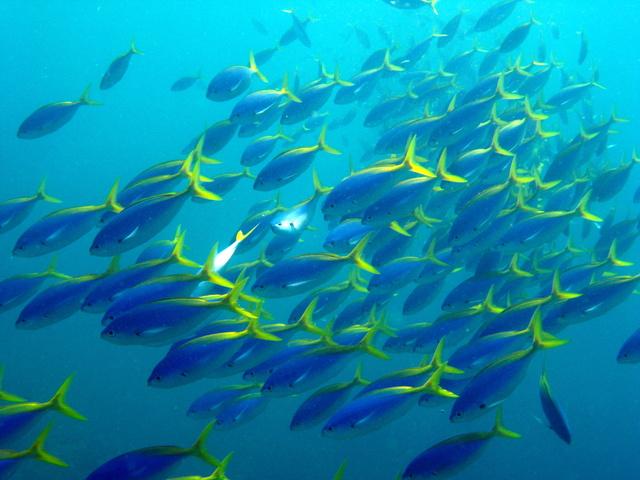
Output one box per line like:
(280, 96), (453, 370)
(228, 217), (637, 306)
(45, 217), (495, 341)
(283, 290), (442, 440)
(247, 314), (281, 342)
(429, 0), (440, 15)
(535, 119), (560, 139)
(436, 148), (467, 183)
(533, 167), (560, 190)
(496, 73), (522, 101)
(311, 169), (332, 196)
(415, 364), (458, 398)
(242, 167), (256, 180)
(333, 66), (354, 87)
(551, 270), (582, 300)
(347, 267), (369, 293)
(413, 206), (441, 227)
(129, 39), (143, 55)
(317, 126), (341, 155)
(296, 297), (327, 336)
(429, 338), (464, 374)
(382, 48), (404, 72)
(280, 74), (302, 103)
(513, 56), (534, 77)
(188, 157), (222, 202)
(607, 239), (634, 267)
(223, 276), (262, 319)
(481, 285), (505, 314)
(346, 234), (379, 275)
(611, 109), (630, 124)
(318, 61), (332, 80)
(78, 84), (101, 106)
(527, 307), (568, 350)
(214, 453), (234, 478)
(188, 422), (220, 466)
(276, 125), (294, 142)
(43, 256), (70, 280)
(491, 128), (515, 158)
(524, 96), (548, 121)
(48, 375), (87, 421)
(352, 362), (370, 386)
(357, 313), (390, 360)
(170, 230), (201, 268)
(24, 424), (69, 467)
(104, 179), (123, 213)
(508, 254), (533, 277)
(389, 220), (412, 237)
(401, 136), (436, 178)
(492, 407), (521, 439)
(424, 238), (449, 267)
(190, 134), (222, 166)
(406, 81), (419, 100)
(574, 191), (602, 222)
(507, 158), (534, 184)
(36, 178), (62, 204)
(202, 243), (234, 288)
(491, 104), (508, 127)
(248, 50), (268, 83)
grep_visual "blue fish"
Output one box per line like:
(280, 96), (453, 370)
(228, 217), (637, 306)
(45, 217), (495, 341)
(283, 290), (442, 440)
(100, 40), (143, 90)
(252, 235), (378, 298)
(241, 128), (293, 167)
(0, 180), (61, 234)
(539, 370), (571, 444)
(17, 86), (100, 139)
(401, 409), (520, 479)
(230, 75), (301, 125)
(0, 259), (68, 314)
(290, 365), (368, 430)
(85, 423), (219, 480)
(13, 181), (121, 257)
(207, 51), (268, 101)
(16, 257), (119, 330)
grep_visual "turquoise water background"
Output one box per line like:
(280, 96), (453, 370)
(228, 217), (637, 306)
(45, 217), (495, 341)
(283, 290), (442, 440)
(1, 1), (639, 478)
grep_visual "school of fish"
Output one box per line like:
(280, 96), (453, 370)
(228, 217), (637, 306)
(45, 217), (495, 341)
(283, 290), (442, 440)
(3, 0), (639, 478)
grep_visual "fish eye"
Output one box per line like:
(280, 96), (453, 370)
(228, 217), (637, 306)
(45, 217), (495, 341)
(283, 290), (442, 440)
(479, 403), (486, 409)
(134, 330), (142, 336)
(455, 412), (462, 417)
(180, 371), (188, 377)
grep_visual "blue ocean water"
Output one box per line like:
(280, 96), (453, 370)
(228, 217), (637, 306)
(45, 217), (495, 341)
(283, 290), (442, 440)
(1, 1), (640, 479)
